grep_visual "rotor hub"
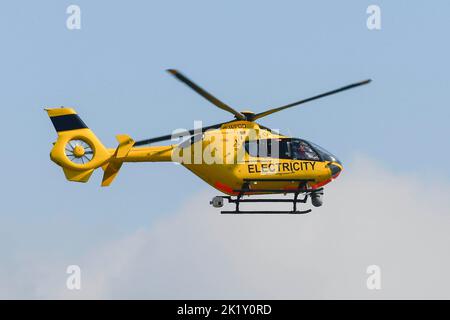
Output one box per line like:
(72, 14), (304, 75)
(239, 110), (255, 120)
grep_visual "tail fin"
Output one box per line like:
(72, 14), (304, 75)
(46, 107), (112, 183)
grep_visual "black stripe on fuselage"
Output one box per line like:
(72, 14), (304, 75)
(50, 114), (88, 132)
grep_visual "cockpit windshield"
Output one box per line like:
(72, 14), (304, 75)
(307, 141), (341, 164)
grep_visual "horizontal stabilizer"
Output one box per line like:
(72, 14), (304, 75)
(101, 134), (135, 186)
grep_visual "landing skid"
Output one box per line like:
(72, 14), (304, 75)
(210, 179), (316, 214)
(220, 194), (312, 214)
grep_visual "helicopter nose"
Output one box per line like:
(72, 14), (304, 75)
(328, 162), (342, 178)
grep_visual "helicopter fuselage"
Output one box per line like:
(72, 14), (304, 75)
(122, 121), (343, 195)
(184, 125), (342, 195)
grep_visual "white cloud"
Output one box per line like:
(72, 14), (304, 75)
(5, 156), (450, 299)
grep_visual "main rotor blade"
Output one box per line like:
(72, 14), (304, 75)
(167, 69), (245, 120)
(134, 122), (226, 146)
(250, 79), (372, 121)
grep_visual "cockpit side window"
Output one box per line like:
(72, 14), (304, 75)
(245, 139), (273, 157)
(291, 139), (320, 161)
(244, 138), (319, 160)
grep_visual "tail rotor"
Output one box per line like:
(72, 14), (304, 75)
(64, 139), (94, 165)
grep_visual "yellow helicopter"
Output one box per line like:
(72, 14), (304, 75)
(45, 69), (370, 214)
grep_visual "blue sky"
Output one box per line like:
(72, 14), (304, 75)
(1, 1), (450, 298)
